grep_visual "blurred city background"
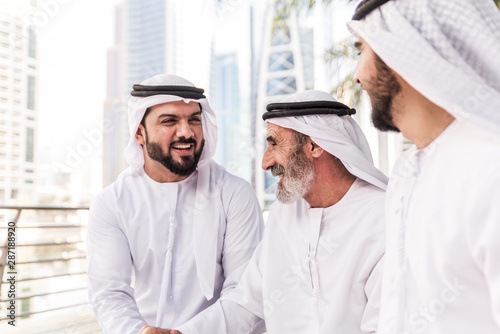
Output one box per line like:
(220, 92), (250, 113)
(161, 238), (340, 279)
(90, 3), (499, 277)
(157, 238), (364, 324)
(1, 0), (498, 332)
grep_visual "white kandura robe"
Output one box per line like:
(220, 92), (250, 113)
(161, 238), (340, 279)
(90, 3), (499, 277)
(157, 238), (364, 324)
(177, 178), (385, 333)
(379, 119), (500, 333)
(87, 164), (264, 334)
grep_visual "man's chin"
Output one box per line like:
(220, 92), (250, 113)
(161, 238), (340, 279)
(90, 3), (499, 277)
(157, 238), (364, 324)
(371, 109), (400, 133)
(166, 156), (199, 176)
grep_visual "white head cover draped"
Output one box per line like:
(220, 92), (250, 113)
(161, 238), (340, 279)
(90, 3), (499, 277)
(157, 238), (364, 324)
(124, 74), (220, 301)
(125, 74), (217, 170)
(348, 0), (500, 136)
(266, 90), (388, 190)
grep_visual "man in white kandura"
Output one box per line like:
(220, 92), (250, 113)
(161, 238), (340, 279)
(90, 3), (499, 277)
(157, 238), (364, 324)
(142, 90), (389, 334)
(349, 0), (500, 332)
(87, 74), (264, 334)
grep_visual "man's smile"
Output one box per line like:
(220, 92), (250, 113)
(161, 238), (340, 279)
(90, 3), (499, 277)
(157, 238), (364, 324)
(172, 143), (194, 151)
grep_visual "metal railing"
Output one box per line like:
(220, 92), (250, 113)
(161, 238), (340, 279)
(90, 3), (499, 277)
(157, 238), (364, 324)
(0, 205), (90, 322)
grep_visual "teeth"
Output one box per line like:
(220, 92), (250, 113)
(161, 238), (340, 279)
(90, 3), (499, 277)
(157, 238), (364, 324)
(174, 144), (192, 149)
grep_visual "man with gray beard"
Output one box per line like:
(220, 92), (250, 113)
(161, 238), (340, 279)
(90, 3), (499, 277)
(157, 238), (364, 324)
(141, 90), (388, 334)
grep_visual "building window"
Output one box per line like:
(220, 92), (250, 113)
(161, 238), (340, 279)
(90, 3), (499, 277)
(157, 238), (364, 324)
(27, 76), (35, 110)
(30, 0), (37, 7)
(11, 189), (18, 199)
(25, 180), (33, 184)
(26, 127), (34, 162)
(28, 26), (36, 58)
(25, 169), (33, 173)
(269, 51), (294, 72)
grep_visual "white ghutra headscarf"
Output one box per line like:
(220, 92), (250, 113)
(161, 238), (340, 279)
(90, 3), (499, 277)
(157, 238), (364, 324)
(348, 0), (500, 137)
(125, 74), (217, 170)
(265, 90), (388, 190)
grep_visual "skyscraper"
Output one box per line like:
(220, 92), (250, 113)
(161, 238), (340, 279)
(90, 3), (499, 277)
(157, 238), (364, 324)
(209, 0), (260, 183)
(0, 0), (39, 204)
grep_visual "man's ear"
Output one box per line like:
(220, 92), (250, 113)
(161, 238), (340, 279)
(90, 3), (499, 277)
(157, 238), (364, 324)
(308, 140), (324, 158)
(136, 124), (146, 146)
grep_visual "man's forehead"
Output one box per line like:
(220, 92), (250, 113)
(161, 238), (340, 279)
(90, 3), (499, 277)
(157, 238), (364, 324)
(266, 122), (289, 134)
(150, 100), (201, 113)
(266, 122), (297, 142)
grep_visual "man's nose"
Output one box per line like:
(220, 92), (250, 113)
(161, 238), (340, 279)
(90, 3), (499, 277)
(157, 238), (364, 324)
(176, 121), (194, 138)
(261, 147), (274, 171)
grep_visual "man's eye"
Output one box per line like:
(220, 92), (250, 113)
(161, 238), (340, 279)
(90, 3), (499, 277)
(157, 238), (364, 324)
(162, 119), (176, 124)
(190, 117), (201, 123)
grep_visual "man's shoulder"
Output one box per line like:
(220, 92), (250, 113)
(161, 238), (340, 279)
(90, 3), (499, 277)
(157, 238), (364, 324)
(424, 121), (500, 179)
(213, 165), (255, 194)
(93, 168), (142, 203)
(432, 120), (500, 162)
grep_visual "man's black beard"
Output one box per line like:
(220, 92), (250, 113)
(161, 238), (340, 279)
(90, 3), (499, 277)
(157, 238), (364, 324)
(144, 128), (205, 176)
(368, 54), (402, 132)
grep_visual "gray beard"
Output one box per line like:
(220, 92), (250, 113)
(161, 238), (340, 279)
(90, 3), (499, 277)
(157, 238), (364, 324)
(272, 146), (315, 204)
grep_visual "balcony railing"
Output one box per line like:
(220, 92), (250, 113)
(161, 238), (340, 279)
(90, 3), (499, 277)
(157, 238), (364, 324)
(0, 205), (100, 332)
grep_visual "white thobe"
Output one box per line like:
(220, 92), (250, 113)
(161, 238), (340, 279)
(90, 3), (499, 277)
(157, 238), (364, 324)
(379, 119), (500, 333)
(87, 165), (263, 334)
(177, 178), (385, 333)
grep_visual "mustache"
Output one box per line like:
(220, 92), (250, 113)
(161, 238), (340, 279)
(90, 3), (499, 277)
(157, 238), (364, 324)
(170, 137), (196, 148)
(271, 164), (285, 177)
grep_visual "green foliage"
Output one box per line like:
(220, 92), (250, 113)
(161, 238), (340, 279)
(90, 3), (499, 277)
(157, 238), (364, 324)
(495, 0), (500, 9)
(272, 0), (354, 32)
(325, 39), (359, 62)
(325, 38), (364, 107)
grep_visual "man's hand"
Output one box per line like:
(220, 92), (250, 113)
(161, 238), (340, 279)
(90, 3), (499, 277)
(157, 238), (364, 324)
(139, 325), (182, 334)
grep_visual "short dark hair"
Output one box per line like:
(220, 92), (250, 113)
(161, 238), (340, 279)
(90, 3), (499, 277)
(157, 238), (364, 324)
(140, 107), (152, 128)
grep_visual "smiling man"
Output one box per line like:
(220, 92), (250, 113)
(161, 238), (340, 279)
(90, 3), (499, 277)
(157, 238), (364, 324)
(348, 0), (500, 333)
(142, 90), (389, 333)
(86, 74), (263, 334)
